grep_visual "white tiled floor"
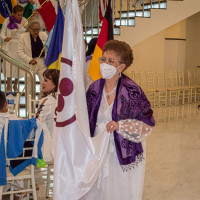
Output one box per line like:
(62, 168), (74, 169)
(143, 103), (200, 200)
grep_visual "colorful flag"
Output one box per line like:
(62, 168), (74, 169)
(0, 0), (17, 28)
(23, 2), (33, 19)
(99, 0), (106, 22)
(5, 0), (17, 13)
(53, 0), (109, 199)
(0, 0), (8, 28)
(38, 0), (46, 5)
(88, 0), (113, 81)
(45, 4), (66, 51)
(45, 2), (64, 70)
(37, 1), (56, 32)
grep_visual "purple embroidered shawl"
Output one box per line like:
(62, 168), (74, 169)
(86, 74), (155, 166)
(7, 16), (22, 30)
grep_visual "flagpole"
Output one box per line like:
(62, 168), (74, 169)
(14, 46), (45, 112)
(0, 0), (49, 49)
(18, 46), (45, 99)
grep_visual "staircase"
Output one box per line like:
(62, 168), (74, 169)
(84, 0), (200, 47)
(0, 51), (37, 118)
(115, 0), (200, 46)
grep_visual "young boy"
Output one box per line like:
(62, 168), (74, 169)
(0, 91), (19, 192)
(0, 90), (17, 136)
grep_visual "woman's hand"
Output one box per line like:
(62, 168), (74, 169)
(4, 37), (11, 42)
(106, 121), (119, 133)
(29, 59), (37, 65)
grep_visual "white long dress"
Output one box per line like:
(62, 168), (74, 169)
(36, 94), (56, 162)
(0, 17), (26, 78)
(82, 90), (146, 200)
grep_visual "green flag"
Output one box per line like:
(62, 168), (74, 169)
(23, 2), (33, 19)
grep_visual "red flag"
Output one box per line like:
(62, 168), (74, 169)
(88, 0), (113, 81)
(99, 0), (106, 22)
(38, 1), (56, 32)
(38, 0), (46, 5)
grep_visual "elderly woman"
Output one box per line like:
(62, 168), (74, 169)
(0, 5), (26, 92)
(35, 69), (59, 162)
(17, 18), (48, 88)
(85, 40), (155, 200)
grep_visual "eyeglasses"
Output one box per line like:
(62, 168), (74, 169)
(99, 57), (121, 65)
(31, 28), (40, 32)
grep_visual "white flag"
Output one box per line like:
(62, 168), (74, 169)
(53, 0), (110, 199)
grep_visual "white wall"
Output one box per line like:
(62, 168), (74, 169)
(185, 12), (200, 71)
(126, 19), (186, 73)
(164, 39), (186, 71)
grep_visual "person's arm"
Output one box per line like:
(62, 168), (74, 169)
(40, 31), (48, 44)
(106, 85), (155, 142)
(106, 119), (153, 143)
(0, 18), (10, 42)
(118, 85), (155, 142)
(17, 34), (33, 64)
(118, 119), (153, 143)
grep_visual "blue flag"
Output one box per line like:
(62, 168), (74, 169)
(45, 2), (64, 70)
(0, 0), (9, 18)
(0, 0), (17, 28)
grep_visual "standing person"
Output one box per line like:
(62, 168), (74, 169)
(17, 18), (48, 94)
(84, 40), (155, 200)
(85, 37), (98, 90)
(35, 69), (59, 162)
(0, 5), (26, 93)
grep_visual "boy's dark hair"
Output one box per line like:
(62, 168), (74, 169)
(0, 91), (6, 110)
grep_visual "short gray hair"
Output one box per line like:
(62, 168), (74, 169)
(26, 18), (40, 32)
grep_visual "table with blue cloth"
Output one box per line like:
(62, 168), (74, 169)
(0, 118), (44, 186)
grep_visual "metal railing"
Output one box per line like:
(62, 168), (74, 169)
(82, 0), (168, 43)
(0, 49), (35, 117)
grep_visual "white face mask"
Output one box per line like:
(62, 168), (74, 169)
(100, 63), (120, 79)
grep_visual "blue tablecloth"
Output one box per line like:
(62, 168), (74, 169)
(0, 118), (43, 186)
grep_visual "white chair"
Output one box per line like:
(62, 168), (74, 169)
(144, 71), (157, 108)
(132, 71), (142, 86)
(156, 71), (167, 107)
(123, 70), (132, 79)
(165, 70), (178, 106)
(188, 69), (200, 103)
(0, 117), (37, 200)
(14, 93), (20, 117)
(188, 70), (197, 103)
(28, 95), (53, 198)
(177, 70), (191, 105)
(28, 95), (40, 119)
